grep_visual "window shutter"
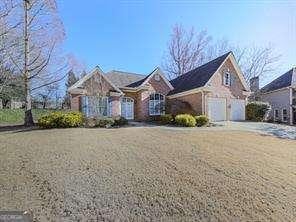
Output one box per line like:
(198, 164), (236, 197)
(230, 74), (235, 86)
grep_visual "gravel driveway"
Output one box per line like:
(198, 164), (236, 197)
(0, 127), (295, 221)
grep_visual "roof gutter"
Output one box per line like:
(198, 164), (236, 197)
(120, 86), (150, 92)
(167, 87), (212, 99)
(260, 86), (291, 95)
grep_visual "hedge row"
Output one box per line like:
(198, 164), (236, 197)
(38, 112), (128, 129)
(153, 114), (209, 127)
(37, 111), (209, 129)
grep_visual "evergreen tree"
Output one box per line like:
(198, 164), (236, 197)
(66, 70), (78, 88)
(63, 70), (78, 109)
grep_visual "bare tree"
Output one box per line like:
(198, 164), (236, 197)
(163, 24), (281, 84)
(5, 0), (68, 126)
(236, 45), (281, 83)
(205, 40), (281, 82)
(205, 38), (232, 62)
(37, 84), (58, 109)
(0, 0), (20, 96)
(162, 24), (211, 79)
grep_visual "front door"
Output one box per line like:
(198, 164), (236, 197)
(121, 97), (134, 120)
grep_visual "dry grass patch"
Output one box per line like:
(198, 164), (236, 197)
(0, 127), (295, 221)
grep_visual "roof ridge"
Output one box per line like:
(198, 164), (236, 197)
(260, 68), (294, 92)
(263, 68), (293, 86)
(193, 51), (232, 70)
(170, 51), (232, 82)
(108, 70), (145, 76)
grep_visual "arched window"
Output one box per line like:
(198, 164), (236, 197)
(149, 93), (165, 116)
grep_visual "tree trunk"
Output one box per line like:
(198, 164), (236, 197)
(42, 99), (46, 109)
(24, 89), (34, 126)
(23, 0), (34, 126)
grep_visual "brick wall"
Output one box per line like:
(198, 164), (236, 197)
(168, 92), (203, 115)
(137, 74), (172, 120)
(70, 70), (120, 116)
(70, 94), (81, 111)
(205, 58), (248, 120)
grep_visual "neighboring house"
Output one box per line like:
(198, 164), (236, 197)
(257, 68), (296, 125)
(68, 52), (250, 121)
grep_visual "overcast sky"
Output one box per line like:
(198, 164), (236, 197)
(58, 0), (296, 85)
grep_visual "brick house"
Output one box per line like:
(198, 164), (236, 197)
(68, 52), (250, 121)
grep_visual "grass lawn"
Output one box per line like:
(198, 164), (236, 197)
(0, 109), (66, 125)
(0, 127), (295, 221)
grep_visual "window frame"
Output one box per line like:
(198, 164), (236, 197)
(82, 96), (109, 117)
(223, 72), (231, 86)
(282, 108), (288, 122)
(149, 93), (165, 116)
(274, 109), (279, 120)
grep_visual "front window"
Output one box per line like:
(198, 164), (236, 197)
(224, 72), (231, 86)
(82, 96), (109, 117)
(149, 93), (165, 116)
(282, 109), (288, 122)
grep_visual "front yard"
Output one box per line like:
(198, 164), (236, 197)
(0, 109), (64, 125)
(0, 127), (295, 221)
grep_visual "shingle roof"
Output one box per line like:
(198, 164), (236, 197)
(105, 70), (145, 88)
(168, 52), (231, 95)
(260, 68), (294, 93)
(126, 68), (158, 87)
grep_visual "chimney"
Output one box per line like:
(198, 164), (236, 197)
(250, 76), (259, 92)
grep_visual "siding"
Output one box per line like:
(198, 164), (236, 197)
(260, 88), (291, 122)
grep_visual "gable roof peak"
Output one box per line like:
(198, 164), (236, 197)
(168, 52), (232, 95)
(260, 68), (294, 93)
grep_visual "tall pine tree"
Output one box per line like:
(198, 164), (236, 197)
(64, 70), (78, 108)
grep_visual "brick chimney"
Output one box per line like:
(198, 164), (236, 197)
(250, 76), (259, 92)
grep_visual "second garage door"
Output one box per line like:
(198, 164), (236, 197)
(230, 99), (245, 121)
(208, 97), (226, 121)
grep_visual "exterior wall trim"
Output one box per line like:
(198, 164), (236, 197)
(260, 86), (290, 95)
(167, 87), (212, 99)
(141, 67), (174, 90)
(205, 53), (250, 92)
(68, 66), (123, 94)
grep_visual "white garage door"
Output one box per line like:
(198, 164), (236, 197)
(230, 99), (245, 121)
(208, 98), (226, 121)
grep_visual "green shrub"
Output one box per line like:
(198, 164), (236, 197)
(38, 111), (83, 128)
(113, 116), (128, 126)
(175, 114), (196, 127)
(159, 114), (174, 125)
(246, 102), (270, 121)
(95, 117), (115, 128)
(195, 115), (209, 127)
